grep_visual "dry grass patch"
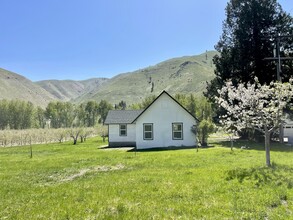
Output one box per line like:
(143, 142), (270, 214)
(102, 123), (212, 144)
(47, 164), (126, 183)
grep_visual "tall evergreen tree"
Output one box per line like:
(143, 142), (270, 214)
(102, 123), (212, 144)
(206, 0), (293, 103)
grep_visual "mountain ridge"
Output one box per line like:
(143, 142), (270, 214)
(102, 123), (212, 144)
(0, 68), (56, 108)
(0, 51), (217, 107)
(73, 50), (217, 105)
(35, 78), (109, 101)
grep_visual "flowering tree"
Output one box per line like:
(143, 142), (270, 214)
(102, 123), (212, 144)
(217, 78), (293, 166)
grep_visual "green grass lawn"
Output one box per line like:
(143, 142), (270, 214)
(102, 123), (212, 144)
(1, 137), (293, 219)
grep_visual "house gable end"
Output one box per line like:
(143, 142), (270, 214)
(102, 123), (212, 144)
(131, 90), (199, 123)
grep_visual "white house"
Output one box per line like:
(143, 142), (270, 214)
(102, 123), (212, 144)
(104, 91), (198, 149)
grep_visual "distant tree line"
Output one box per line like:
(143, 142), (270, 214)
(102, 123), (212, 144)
(0, 100), (35, 130)
(0, 93), (215, 146)
(0, 99), (113, 130)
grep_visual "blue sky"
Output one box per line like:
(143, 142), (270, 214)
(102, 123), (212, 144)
(0, 0), (292, 81)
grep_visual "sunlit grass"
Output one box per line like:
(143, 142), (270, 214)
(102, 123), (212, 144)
(1, 137), (293, 219)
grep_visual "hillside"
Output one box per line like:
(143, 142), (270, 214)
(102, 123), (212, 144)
(36, 78), (109, 101)
(0, 68), (56, 108)
(0, 51), (217, 107)
(74, 51), (217, 105)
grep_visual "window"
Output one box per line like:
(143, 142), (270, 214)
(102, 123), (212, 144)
(143, 123), (153, 140)
(119, 124), (127, 136)
(172, 123), (183, 140)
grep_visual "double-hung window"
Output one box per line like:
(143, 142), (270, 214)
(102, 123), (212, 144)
(119, 124), (127, 136)
(172, 123), (183, 140)
(143, 123), (153, 140)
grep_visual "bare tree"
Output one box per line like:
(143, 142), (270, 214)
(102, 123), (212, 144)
(68, 128), (82, 145)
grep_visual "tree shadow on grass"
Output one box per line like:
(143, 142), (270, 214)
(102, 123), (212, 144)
(215, 140), (293, 152)
(226, 163), (293, 189)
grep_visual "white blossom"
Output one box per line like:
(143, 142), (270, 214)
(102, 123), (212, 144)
(216, 78), (293, 166)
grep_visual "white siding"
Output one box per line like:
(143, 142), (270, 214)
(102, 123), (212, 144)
(284, 124), (293, 144)
(135, 93), (197, 149)
(108, 124), (136, 143)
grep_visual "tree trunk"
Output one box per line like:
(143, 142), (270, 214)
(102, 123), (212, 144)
(230, 136), (234, 151)
(73, 138), (77, 145)
(264, 129), (271, 167)
(201, 132), (207, 147)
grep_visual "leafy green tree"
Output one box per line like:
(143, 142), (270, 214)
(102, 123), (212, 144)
(0, 100), (36, 130)
(98, 100), (113, 123)
(8, 100), (22, 129)
(62, 102), (75, 127)
(20, 101), (34, 129)
(139, 95), (157, 109)
(0, 100), (9, 129)
(174, 94), (216, 146)
(187, 94), (196, 116)
(7, 100), (34, 130)
(129, 95), (156, 110)
(75, 103), (87, 127)
(45, 101), (75, 128)
(174, 94), (188, 110)
(195, 97), (216, 146)
(85, 101), (98, 127)
(129, 103), (141, 110)
(45, 102), (59, 128)
(206, 0), (293, 103)
(35, 107), (46, 128)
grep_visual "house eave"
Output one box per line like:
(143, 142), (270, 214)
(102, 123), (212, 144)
(131, 90), (199, 123)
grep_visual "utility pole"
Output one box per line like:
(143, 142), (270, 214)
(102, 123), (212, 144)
(263, 33), (293, 143)
(263, 33), (293, 82)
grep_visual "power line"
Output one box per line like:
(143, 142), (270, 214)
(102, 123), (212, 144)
(262, 33), (293, 144)
(262, 33), (293, 82)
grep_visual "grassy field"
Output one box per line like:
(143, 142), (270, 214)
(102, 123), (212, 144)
(1, 137), (293, 219)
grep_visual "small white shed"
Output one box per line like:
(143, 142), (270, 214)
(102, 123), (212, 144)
(104, 91), (198, 149)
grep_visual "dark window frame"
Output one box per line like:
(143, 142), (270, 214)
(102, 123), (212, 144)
(143, 123), (153, 140)
(119, 124), (127, 136)
(172, 123), (183, 140)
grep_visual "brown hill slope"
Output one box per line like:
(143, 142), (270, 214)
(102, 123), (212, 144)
(74, 51), (217, 105)
(0, 51), (217, 107)
(0, 68), (56, 108)
(36, 78), (109, 101)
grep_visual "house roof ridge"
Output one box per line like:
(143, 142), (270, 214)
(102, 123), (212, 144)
(131, 90), (199, 123)
(108, 109), (144, 112)
(104, 109), (144, 124)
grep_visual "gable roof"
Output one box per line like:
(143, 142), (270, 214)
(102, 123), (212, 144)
(131, 90), (199, 123)
(104, 110), (144, 124)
